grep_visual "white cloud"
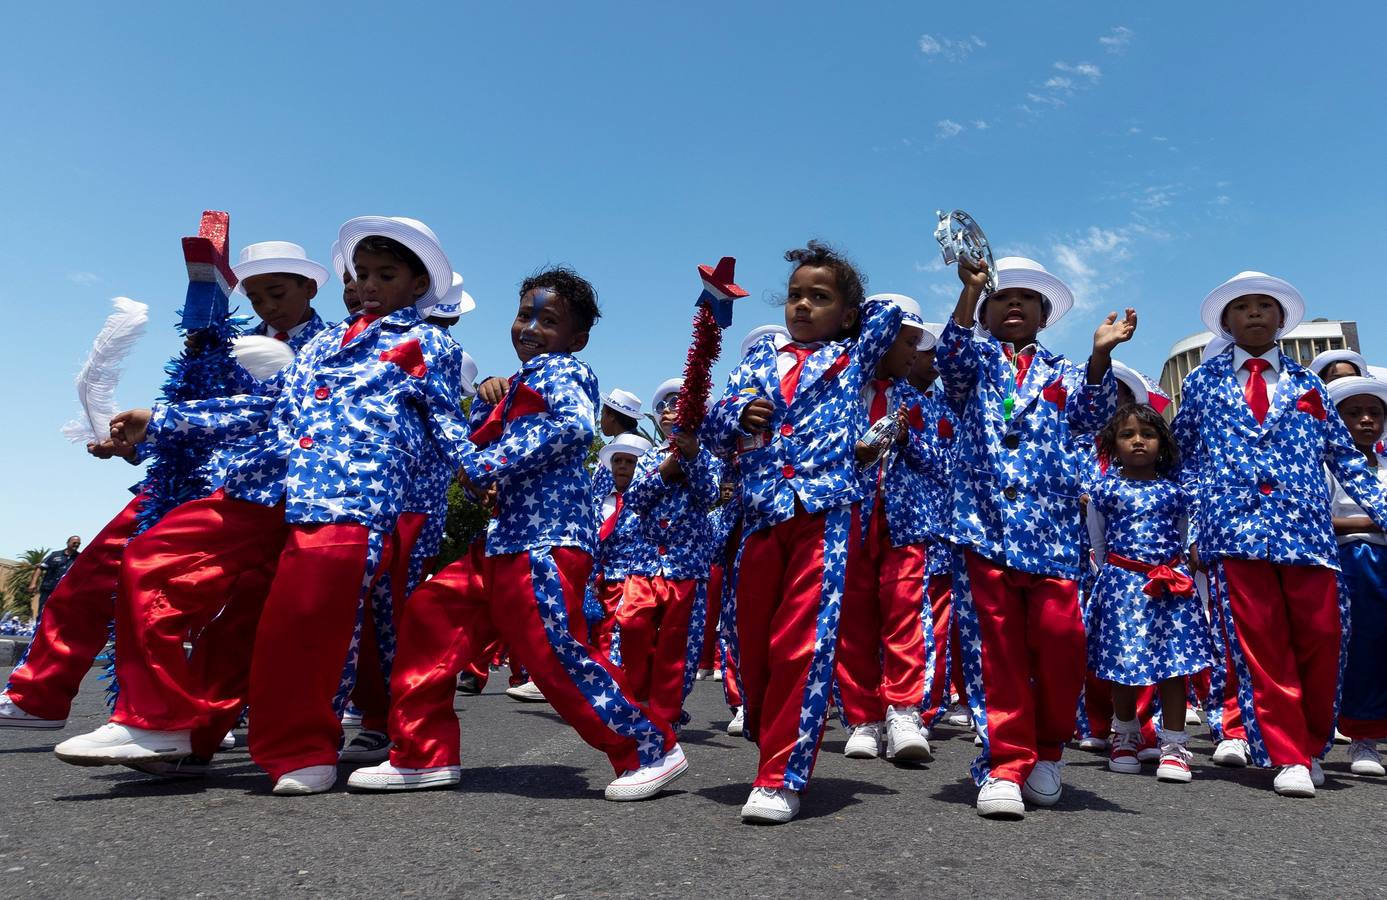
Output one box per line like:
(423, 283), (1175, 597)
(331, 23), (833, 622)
(1099, 25), (1133, 53)
(1049, 226), (1136, 312)
(1214, 194), (1231, 206)
(1054, 61), (1102, 81)
(936, 119), (964, 139)
(918, 33), (986, 62)
(973, 119), (990, 130)
(67, 272), (100, 285)
(1044, 76), (1073, 90)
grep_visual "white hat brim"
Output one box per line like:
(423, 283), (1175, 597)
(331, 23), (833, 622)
(652, 378), (683, 412)
(338, 216), (453, 305)
(233, 257), (331, 292)
(973, 268), (1075, 334)
(598, 438), (652, 469)
(1200, 273), (1305, 341)
(1309, 348), (1367, 379)
(1328, 376), (1387, 441)
(1110, 359), (1150, 406)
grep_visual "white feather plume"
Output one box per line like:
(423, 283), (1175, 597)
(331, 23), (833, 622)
(232, 335), (297, 381)
(61, 296), (150, 444)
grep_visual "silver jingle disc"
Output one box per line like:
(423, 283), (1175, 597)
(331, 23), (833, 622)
(934, 209), (997, 296)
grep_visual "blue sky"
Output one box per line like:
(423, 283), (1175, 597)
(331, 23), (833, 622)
(2, 2), (1384, 557)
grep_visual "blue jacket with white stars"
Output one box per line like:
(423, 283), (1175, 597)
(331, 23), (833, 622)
(858, 379), (943, 549)
(917, 387), (958, 576)
(1171, 346), (1387, 569)
(146, 306), (473, 532)
(459, 353), (600, 556)
(592, 481), (648, 582)
(935, 318), (1118, 580)
(703, 298), (904, 537)
(623, 444), (724, 581)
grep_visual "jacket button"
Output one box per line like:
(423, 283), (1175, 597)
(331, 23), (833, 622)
(1258, 482), (1274, 496)
(314, 386), (329, 400)
(658, 545), (667, 555)
(299, 437), (314, 449)
(1003, 434), (1020, 450)
(1003, 486), (1017, 501)
(780, 424), (794, 437)
(782, 465), (796, 479)
(659, 518), (670, 529)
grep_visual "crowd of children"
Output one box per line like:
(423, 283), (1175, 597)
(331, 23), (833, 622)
(3, 216), (1386, 825)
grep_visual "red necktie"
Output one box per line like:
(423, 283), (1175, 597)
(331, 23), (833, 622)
(1242, 358), (1271, 424)
(341, 315), (379, 348)
(599, 493), (623, 541)
(869, 378), (892, 425)
(274, 330), (289, 342)
(1003, 345), (1035, 389)
(779, 344), (817, 404)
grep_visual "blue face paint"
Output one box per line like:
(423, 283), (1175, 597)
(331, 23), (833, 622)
(524, 288), (555, 334)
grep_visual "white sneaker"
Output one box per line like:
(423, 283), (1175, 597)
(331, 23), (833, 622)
(1273, 764), (1315, 798)
(220, 731), (236, 751)
(604, 744), (688, 801)
(1185, 706), (1203, 727)
(975, 777), (1025, 819)
(1021, 760), (1064, 807)
(1310, 757), (1325, 787)
(1349, 741), (1385, 776)
(1334, 728), (1351, 745)
(974, 732), (983, 747)
(55, 722), (192, 766)
(338, 729), (392, 763)
(347, 762), (461, 791)
(713, 668), (724, 682)
(740, 786), (800, 824)
(947, 707), (972, 728)
(1212, 738), (1250, 768)
(504, 681), (547, 703)
(0, 693), (65, 729)
(695, 668), (714, 680)
(272, 765), (338, 795)
(340, 707), (363, 727)
(843, 722), (883, 759)
(123, 754), (212, 779)
(726, 706), (745, 737)
(1077, 735), (1109, 752)
(884, 706), (932, 762)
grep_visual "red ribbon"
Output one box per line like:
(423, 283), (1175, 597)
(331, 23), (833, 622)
(468, 382), (549, 447)
(1105, 551), (1196, 598)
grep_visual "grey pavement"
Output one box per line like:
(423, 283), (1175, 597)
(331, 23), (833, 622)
(2, 669), (1385, 898)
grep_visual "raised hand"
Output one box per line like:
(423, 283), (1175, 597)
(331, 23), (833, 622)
(110, 409), (153, 446)
(1093, 308), (1138, 354)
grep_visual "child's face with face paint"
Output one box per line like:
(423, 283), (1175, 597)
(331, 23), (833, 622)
(510, 287), (589, 362)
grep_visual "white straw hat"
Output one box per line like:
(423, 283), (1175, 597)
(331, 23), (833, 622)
(869, 293), (924, 328)
(1327, 376), (1387, 440)
(602, 389), (643, 419)
(459, 351), (478, 397)
(973, 257), (1075, 334)
(338, 216), (453, 305)
(917, 321), (945, 352)
(330, 240), (348, 282)
(231, 241), (330, 292)
(1200, 271), (1305, 341)
(652, 377), (684, 413)
(1309, 347), (1367, 380)
(426, 272), (476, 318)
(740, 324), (790, 358)
(598, 433), (654, 470)
(1111, 359), (1150, 406)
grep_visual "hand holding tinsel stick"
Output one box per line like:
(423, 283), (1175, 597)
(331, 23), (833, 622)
(670, 257), (748, 434)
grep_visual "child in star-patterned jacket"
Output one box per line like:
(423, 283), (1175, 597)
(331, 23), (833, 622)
(705, 241), (903, 825)
(1087, 403), (1211, 785)
(617, 379), (724, 730)
(1172, 271), (1387, 798)
(352, 266), (686, 801)
(938, 255), (1135, 820)
(56, 218), (474, 798)
(589, 432), (654, 661)
(836, 295), (937, 764)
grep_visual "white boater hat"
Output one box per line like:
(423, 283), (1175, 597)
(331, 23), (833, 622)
(597, 433), (654, 470)
(602, 389), (643, 419)
(917, 321), (945, 351)
(426, 272), (477, 319)
(652, 377), (684, 413)
(1111, 359), (1151, 406)
(330, 240), (348, 281)
(1327, 376), (1387, 440)
(740, 324), (790, 358)
(1309, 347), (1368, 380)
(1200, 271), (1305, 341)
(338, 216), (453, 305)
(1201, 334), (1232, 363)
(232, 241), (330, 293)
(459, 350), (478, 398)
(870, 293), (924, 329)
(974, 257), (1075, 334)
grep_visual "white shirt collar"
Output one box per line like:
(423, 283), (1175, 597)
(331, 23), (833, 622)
(1232, 344), (1282, 373)
(261, 316), (313, 339)
(774, 334), (822, 352)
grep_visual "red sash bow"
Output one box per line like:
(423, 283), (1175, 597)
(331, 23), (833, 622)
(468, 382), (549, 447)
(1105, 551), (1195, 598)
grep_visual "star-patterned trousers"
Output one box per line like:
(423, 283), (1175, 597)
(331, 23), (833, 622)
(110, 490), (385, 781)
(5, 494), (144, 720)
(924, 572), (956, 727)
(615, 575), (707, 728)
(1212, 557), (1343, 767)
(387, 544), (675, 774)
(728, 505), (851, 791)
(955, 550), (1086, 786)
(1338, 542), (1387, 741)
(836, 508), (933, 727)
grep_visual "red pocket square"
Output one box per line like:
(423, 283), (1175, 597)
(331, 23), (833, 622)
(1042, 379), (1068, 411)
(1296, 389), (1327, 420)
(822, 352), (851, 385)
(468, 383), (549, 447)
(907, 404), (926, 431)
(379, 339), (428, 379)
(937, 416), (954, 440)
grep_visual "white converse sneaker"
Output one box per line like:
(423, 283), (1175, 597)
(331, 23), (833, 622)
(604, 744), (688, 801)
(1349, 740), (1386, 776)
(1212, 738), (1250, 768)
(347, 762), (461, 791)
(843, 722), (883, 759)
(504, 681), (547, 703)
(1310, 758), (1325, 787)
(338, 729), (392, 763)
(1156, 731), (1193, 784)
(740, 786), (800, 824)
(1021, 760), (1064, 807)
(1273, 764), (1315, 798)
(726, 706), (745, 737)
(220, 731), (236, 751)
(0, 693), (65, 729)
(272, 765), (338, 795)
(1077, 735), (1109, 752)
(884, 706), (932, 762)
(55, 722), (192, 766)
(123, 754), (212, 779)
(975, 776), (1025, 819)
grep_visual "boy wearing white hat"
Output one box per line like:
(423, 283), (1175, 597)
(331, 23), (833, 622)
(1171, 272), (1387, 797)
(616, 378), (724, 729)
(57, 218), (476, 796)
(835, 296), (937, 763)
(940, 256), (1136, 819)
(1310, 348), (1369, 384)
(588, 432), (655, 660)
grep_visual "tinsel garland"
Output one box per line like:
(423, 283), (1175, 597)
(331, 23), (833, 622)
(672, 304), (721, 435)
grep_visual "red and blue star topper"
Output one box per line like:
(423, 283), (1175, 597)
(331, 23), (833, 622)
(179, 210), (237, 332)
(696, 256), (748, 327)
(672, 257), (747, 434)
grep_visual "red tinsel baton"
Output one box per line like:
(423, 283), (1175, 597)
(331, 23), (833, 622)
(672, 257), (748, 434)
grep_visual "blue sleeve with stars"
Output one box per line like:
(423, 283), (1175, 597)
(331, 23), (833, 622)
(935, 318), (982, 416)
(702, 349), (764, 457)
(147, 392), (277, 446)
(1064, 360), (1118, 435)
(1170, 371), (1205, 541)
(851, 298), (905, 390)
(417, 337), (475, 472)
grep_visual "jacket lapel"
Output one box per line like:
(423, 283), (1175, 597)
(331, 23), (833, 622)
(1261, 354), (1301, 434)
(1009, 345), (1057, 420)
(1208, 350), (1262, 439)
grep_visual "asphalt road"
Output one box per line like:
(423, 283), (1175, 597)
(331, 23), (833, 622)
(3, 669), (1385, 898)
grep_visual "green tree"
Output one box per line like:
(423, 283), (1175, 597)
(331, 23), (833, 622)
(4, 548), (49, 619)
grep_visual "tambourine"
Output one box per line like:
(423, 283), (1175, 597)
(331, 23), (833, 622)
(934, 209), (997, 296)
(857, 414), (902, 469)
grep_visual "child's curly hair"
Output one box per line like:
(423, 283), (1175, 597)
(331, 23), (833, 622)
(781, 240), (868, 338)
(1097, 402), (1180, 477)
(520, 266), (601, 333)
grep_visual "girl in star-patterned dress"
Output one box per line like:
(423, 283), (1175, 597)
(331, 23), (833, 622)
(1087, 403), (1212, 783)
